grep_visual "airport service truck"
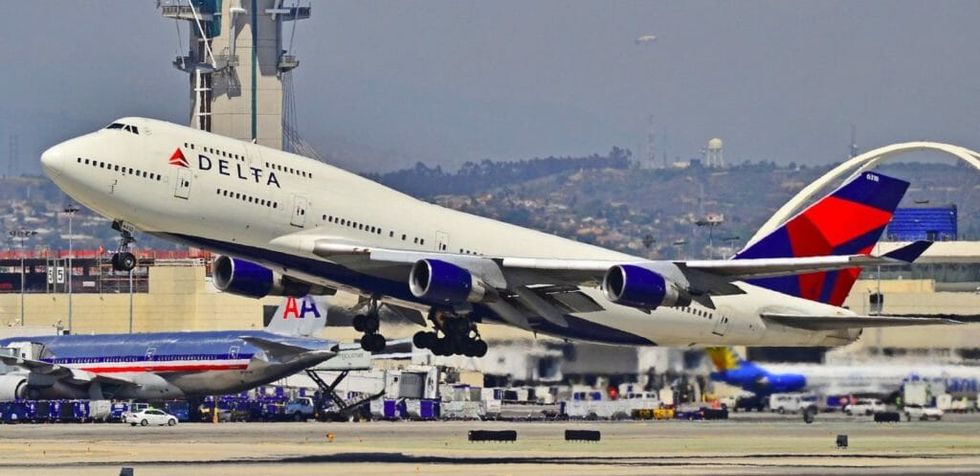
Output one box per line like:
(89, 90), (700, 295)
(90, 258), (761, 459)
(769, 393), (818, 414)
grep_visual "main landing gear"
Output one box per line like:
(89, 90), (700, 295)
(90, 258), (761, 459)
(413, 309), (488, 358)
(353, 300), (386, 352)
(110, 220), (137, 272)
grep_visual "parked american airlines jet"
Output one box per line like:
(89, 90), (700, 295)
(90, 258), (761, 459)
(0, 296), (335, 400)
(40, 118), (953, 357)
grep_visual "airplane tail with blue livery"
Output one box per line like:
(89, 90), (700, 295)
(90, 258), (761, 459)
(706, 347), (806, 396)
(735, 172), (909, 306)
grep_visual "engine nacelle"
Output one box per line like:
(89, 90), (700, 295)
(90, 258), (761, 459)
(0, 375), (28, 401)
(602, 264), (692, 310)
(409, 259), (492, 304)
(212, 256), (316, 298)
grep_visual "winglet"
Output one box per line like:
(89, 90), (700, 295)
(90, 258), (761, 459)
(882, 240), (932, 263)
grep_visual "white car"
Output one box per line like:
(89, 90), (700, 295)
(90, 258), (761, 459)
(904, 404), (943, 421)
(844, 398), (887, 416)
(122, 408), (178, 427)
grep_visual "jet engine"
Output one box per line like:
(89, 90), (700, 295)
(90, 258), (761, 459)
(212, 256), (321, 298)
(602, 264), (692, 310)
(409, 259), (492, 304)
(0, 375), (28, 401)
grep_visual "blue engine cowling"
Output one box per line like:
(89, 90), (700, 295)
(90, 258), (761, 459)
(409, 259), (489, 304)
(602, 264), (691, 309)
(212, 256), (311, 298)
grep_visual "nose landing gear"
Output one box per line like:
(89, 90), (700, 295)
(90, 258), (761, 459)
(354, 300), (386, 352)
(109, 220), (137, 272)
(413, 309), (488, 358)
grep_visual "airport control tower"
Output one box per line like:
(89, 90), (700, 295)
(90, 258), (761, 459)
(160, 0), (309, 150)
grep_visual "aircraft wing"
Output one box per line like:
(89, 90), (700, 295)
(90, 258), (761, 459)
(273, 233), (929, 293)
(761, 313), (961, 331)
(0, 354), (70, 376)
(0, 354), (138, 386)
(502, 240), (932, 283)
(240, 336), (336, 363)
(336, 337), (414, 353)
(267, 232), (931, 329)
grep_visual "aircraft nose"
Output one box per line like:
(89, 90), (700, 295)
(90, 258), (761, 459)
(41, 143), (69, 178)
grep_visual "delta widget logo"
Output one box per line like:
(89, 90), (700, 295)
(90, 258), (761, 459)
(169, 148), (189, 168)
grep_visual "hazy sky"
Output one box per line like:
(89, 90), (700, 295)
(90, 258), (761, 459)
(3, 1), (980, 173)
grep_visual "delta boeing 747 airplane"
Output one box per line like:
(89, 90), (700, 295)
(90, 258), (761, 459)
(39, 118), (955, 357)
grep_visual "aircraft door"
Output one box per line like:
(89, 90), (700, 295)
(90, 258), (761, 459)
(436, 231), (449, 252)
(290, 195), (308, 227)
(174, 169), (192, 199)
(711, 314), (731, 337)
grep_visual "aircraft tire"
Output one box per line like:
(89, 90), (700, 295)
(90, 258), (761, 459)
(413, 331), (436, 349)
(362, 315), (380, 334)
(115, 252), (136, 272)
(353, 315), (366, 332)
(364, 333), (386, 352)
(460, 339), (488, 357)
(472, 339), (488, 357)
(431, 338), (452, 356)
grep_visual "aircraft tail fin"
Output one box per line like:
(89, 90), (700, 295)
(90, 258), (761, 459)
(264, 295), (329, 337)
(705, 347), (741, 372)
(734, 172), (909, 306)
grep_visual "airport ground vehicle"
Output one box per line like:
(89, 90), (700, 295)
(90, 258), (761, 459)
(904, 404), (943, 421)
(285, 397), (316, 421)
(769, 393), (817, 414)
(122, 408), (178, 427)
(844, 398), (887, 416)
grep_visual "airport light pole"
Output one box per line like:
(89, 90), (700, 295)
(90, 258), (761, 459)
(9, 229), (37, 326)
(129, 267), (134, 334)
(63, 205), (79, 333)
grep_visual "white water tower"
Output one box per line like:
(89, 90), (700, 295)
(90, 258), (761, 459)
(706, 138), (724, 168)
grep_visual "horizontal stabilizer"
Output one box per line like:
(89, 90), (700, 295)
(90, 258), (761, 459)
(882, 240), (932, 263)
(241, 336), (334, 363)
(762, 313), (960, 331)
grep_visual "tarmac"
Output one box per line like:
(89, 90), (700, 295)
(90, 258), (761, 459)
(1, 413), (979, 475)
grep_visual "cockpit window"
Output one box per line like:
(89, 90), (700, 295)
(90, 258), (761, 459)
(106, 123), (139, 135)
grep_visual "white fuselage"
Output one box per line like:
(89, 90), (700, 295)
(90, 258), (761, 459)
(41, 118), (860, 347)
(765, 362), (980, 396)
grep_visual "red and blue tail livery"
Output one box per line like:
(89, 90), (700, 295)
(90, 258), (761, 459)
(734, 172), (909, 306)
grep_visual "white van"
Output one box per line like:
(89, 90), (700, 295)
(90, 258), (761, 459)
(770, 393), (818, 414)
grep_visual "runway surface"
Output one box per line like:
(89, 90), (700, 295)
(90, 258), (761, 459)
(1, 413), (979, 475)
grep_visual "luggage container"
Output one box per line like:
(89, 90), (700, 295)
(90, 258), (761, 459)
(33, 401), (50, 423)
(72, 400), (91, 422)
(441, 400), (483, 420)
(111, 402), (131, 421)
(404, 399), (440, 420)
